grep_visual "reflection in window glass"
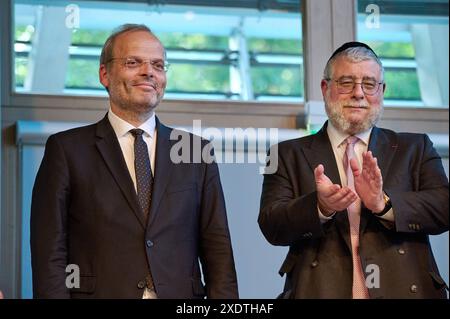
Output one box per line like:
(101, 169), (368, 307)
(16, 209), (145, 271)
(248, 38), (303, 55)
(160, 33), (229, 51)
(167, 64), (230, 95)
(71, 29), (109, 46)
(251, 66), (303, 99)
(15, 56), (28, 88)
(248, 37), (303, 100)
(357, 0), (449, 107)
(66, 58), (103, 91)
(14, 24), (34, 88)
(384, 69), (421, 101)
(15, 24), (35, 42)
(365, 41), (415, 58)
(13, 0), (303, 102)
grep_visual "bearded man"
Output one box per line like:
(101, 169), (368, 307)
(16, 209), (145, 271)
(259, 42), (449, 299)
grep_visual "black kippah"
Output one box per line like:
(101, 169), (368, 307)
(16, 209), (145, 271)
(328, 41), (378, 62)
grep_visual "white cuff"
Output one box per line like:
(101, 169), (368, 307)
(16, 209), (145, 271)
(318, 205), (336, 224)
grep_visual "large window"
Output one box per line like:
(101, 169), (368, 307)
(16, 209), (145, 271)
(13, 0), (303, 102)
(357, 0), (449, 107)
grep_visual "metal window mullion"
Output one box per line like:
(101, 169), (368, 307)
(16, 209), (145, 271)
(229, 23), (254, 101)
(24, 5), (72, 93)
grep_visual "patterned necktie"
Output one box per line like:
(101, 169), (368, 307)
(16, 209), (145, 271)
(130, 129), (153, 223)
(343, 136), (370, 299)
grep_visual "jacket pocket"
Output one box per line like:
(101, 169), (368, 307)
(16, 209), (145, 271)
(278, 252), (297, 277)
(277, 252), (300, 299)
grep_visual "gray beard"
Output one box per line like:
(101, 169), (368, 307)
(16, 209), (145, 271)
(325, 99), (383, 135)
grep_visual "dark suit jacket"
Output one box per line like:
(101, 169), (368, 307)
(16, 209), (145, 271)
(259, 122), (449, 299)
(31, 115), (238, 299)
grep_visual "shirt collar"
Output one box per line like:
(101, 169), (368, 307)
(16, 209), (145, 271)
(108, 108), (156, 139)
(326, 121), (372, 149)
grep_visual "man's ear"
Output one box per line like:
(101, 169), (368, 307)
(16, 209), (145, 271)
(320, 79), (329, 98)
(99, 64), (109, 90)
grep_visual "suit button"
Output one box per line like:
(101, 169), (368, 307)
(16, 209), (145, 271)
(410, 284), (418, 293)
(311, 260), (319, 268)
(146, 240), (153, 247)
(398, 248), (405, 255)
(137, 280), (146, 289)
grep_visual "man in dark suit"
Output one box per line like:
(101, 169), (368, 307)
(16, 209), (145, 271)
(259, 42), (449, 299)
(30, 24), (238, 299)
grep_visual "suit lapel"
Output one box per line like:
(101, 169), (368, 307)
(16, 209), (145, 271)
(147, 118), (174, 228)
(367, 126), (398, 183)
(95, 115), (146, 229)
(302, 123), (341, 186)
(302, 123), (352, 250)
(360, 126), (398, 233)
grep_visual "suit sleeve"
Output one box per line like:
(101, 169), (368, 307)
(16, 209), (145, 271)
(388, 134), (449, 234)
(198, 147), (239, 299)
(30, 135), (71, 298)
(258, 144), (324, 246)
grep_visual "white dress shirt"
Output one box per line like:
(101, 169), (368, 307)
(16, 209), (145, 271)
(108, 109), (156, 192)
(318, 122), (394, 222)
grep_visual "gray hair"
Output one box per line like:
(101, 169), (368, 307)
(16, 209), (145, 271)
(100, 24), (165, 67)
(323, 46), (384, 80)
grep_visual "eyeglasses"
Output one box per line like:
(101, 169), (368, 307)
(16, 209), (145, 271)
(107, 57), (170, 72)
(326, 78), (383, 95)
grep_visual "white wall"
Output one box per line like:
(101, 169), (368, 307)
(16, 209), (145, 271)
(17, 121), (449, 298)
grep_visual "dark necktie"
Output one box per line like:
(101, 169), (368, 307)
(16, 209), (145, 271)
(130, 129), (153, 222)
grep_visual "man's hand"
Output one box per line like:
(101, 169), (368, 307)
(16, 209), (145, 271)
(314, 164), (358, 216)
(350, 151), (385, 212)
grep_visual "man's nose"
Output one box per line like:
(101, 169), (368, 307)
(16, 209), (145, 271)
(352, 83), (365, 99)
(139, 61), (155, 77)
